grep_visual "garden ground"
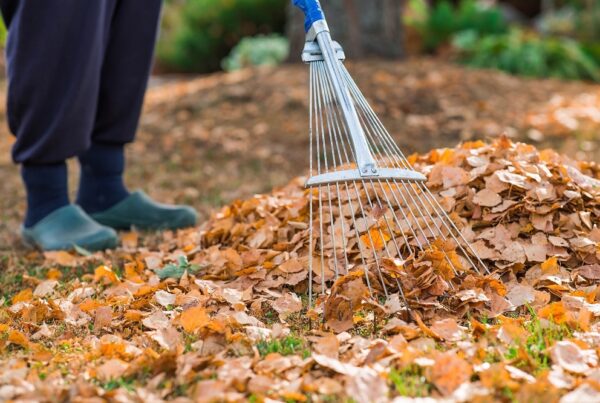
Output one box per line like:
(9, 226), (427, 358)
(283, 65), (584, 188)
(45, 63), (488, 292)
(0, 58), (599, 401)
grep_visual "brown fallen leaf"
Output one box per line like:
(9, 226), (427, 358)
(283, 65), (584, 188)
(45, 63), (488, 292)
(578, 264), (600, 280)
(473, 189), (502, 207)
(427, 352), (473, 395)
(94, 306), (113, 330)
(142, 310), (171, 330)
(270, 292), (302, 320)
(430, 318), (465, 342)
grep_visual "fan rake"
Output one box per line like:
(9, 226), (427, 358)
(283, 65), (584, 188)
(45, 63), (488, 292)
(293, 0), (488, 310)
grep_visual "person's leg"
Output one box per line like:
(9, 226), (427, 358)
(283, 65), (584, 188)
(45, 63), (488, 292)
(76, 0), (161, 214)
(2, 0), (117, 226)
(77, 0), (197, 230)
(2, 0), (119, 250)
(20, 163), (69, 228)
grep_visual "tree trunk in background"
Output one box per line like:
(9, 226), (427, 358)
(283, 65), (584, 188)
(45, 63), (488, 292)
(287, 0), (405, 62)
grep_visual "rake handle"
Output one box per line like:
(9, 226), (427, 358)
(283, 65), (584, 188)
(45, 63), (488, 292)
(293, 0), (326, 32)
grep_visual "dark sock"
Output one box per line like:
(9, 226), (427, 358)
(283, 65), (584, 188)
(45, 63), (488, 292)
(21, 162), (70, 228)
(77, 142), (129, 214)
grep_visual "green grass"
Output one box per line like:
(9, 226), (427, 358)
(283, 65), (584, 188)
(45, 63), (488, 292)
(389, 365), (433, 397)
(505, 307), (573, 374)
(256, 335), (310, 358)
(102, 377), (136, 392)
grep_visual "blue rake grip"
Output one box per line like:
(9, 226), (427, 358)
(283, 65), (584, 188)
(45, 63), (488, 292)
(293, 0), (325, 33)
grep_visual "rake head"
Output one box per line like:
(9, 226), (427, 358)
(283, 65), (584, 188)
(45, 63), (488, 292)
(295, 5), (488, 310)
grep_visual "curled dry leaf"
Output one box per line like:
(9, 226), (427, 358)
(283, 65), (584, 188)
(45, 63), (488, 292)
(142, 310), (170, 330)
(551, 341), (598, 374)
(154, 290), (176, 307)
(270, 292), (302, 320)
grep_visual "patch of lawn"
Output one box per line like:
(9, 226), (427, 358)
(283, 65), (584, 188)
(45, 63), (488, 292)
(256, 335), (310, 358)
(506, 307), (573, 374)
(389, 365), (433, 397)
(102, 377), (136, 392)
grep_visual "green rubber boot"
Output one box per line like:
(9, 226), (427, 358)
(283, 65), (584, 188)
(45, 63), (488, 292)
(21, 205), (119, 251)
(89, 191), (198, 231)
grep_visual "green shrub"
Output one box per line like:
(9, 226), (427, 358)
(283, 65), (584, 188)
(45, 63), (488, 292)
(158, 0), (288, 73)
(453, 29), (600, 82)
(221, 34), (289, 71)
(411, 0), (508, 52)
(0, 19), (6, 46)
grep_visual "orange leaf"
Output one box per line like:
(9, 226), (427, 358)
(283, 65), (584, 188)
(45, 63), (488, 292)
(94, 265), (120, 284)
(124, 310), (144, 322)
(12, 289), (33, 304)
(46, 268), (62, 280)
(538, 302), (568, 324)
(541, 257), (559, 274)
(179, 305), (209, 333)
(360, 229), (390, 251)
(79, 299), (103, 313)
(8, 330), (30, 349)
(124, 262), (144, 283)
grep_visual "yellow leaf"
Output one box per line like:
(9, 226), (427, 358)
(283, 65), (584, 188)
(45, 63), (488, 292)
(12, 289), (33, 304)
(280, 392), (307, 402)
(541, 257), (559, 274)
(134, 285), (157, 297)
(538, 302), (567, 324)
(179, 305), (209, 333)
(124, 310), (144, 322)
(439, 148), (455, 164)
(462, 140), (486, 149)
(124, 262), (144, 283)
(8, 330), (30, 349)
(94, 265), (120, 284)
(360, 229), (390, 251)
(46, 268), (62, 280)
(79, 299), (103, 313)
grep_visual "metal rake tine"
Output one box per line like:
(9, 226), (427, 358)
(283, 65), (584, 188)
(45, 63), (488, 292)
(314, 67), (330, 296)
(314, 61), (375, 294)
(317, 62), (396, 297)
(317, 61), (358, 280)
(308, 64), (314, 307)
(363, 179), (415, 303)
(315, 68), (342, 284)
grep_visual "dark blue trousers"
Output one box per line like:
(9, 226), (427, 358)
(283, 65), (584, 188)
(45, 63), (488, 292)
(1, 0), (162, 164)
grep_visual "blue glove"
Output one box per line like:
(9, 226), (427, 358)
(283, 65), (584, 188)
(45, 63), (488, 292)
(293, 0), (325, 33)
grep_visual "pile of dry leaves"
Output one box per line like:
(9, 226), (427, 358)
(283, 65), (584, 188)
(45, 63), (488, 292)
(1, 138), (599, 402)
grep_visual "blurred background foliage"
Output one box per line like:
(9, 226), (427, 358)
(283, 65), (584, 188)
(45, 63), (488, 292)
(0, 0), (597, 82)
(157, 0), (288, 73)
(409, 0), (508, 52)
(221, 34), (289, 72)
(0, 20), (5, 45)
(405, 0), (600, 82)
